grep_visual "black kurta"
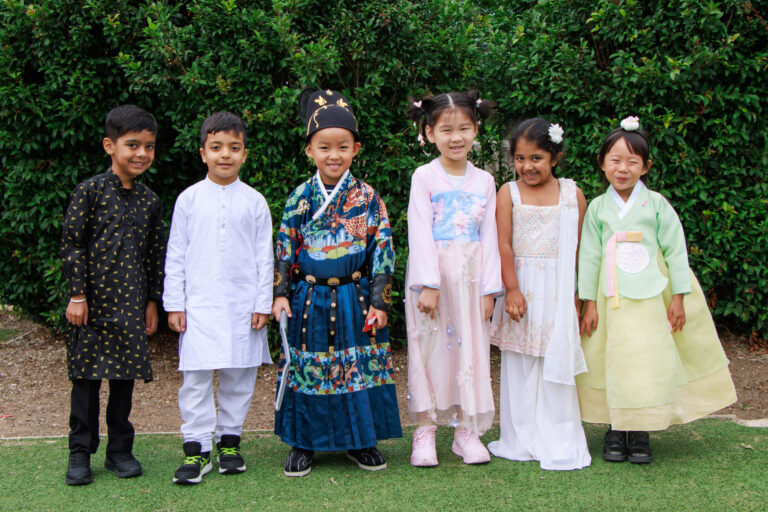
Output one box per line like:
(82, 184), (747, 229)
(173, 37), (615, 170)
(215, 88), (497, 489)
(61, 170), (165, 381)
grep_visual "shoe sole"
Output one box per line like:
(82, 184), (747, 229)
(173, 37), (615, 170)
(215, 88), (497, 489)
(172, 461), (212, 484)
(104, 459), (143, 478)
(628, 454), (653, 464)
(451, 442), (490, 465)
(603, 453), (628, 462)
(346, 453), (387, 471)
(218, 464), (246, 474)
(65, 475), (92, 486)
(284, 466), (312, 477)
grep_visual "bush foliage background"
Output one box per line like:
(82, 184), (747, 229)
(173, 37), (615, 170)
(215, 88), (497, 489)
(1, 0), (766, 340)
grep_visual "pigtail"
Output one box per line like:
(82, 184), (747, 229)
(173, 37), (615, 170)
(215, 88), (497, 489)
(407, 95), (433, 147)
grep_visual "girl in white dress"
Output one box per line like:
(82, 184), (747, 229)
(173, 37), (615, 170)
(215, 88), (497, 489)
(489, 118), (591, 470)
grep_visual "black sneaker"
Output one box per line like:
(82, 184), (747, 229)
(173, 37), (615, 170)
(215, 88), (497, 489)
(628, 431), (653, 464)
(347, 447), (387, 471)
(603, 428), (628, 462)
(105, 452), (143, 478)
(66, 451), (92, 485)
(283, 447), (313, 477)
(172, 442), (212, 485)
(217, 435), (246, 474)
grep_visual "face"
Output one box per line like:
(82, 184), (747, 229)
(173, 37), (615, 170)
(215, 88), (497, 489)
(305, 127), (361, 185)
(103, 129), (156, 185)
(513, 137), (559, 187)
(425, 108), (477, 171)
(599, 137), (651, 200)
(200, 130), (248, 186)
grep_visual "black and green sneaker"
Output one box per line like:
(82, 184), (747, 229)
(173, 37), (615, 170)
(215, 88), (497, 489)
(217, 435), (246, 474)
(172, 441), (212, 485)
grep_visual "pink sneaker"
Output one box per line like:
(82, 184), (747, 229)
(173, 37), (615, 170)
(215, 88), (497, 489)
(452, 427), (490, 464)
(410, 425), (438, 467)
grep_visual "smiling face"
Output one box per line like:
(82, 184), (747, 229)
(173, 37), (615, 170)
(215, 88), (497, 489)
(103, 129), (156, 187)
(425, 108), (478, 175)
(600, 137), (651, 200)
(305, 127), (361, 186)
(513, 137), (559, 187)
(200, 130), (248, 186)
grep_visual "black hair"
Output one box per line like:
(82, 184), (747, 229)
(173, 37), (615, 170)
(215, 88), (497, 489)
(200, 111), (248, 147)
(104, 105), (157, 140)
(597, 127), (650, 167)
(406, 90), (494, 141)
(508, 118), (564, 170)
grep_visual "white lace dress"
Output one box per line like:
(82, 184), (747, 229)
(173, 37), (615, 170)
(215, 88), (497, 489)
(488, 178), (591, 470)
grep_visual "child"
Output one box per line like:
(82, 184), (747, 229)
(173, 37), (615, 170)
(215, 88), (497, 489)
(488, 118), (591, 470)
(164, 112), (273, 484)
(578, 116), (737, 463)
(272, 88), (401, 477)
(405, 91), (501, 467)
(61, 104), (165, 485)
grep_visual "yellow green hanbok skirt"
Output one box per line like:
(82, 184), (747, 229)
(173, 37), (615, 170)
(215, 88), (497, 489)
(577, 254), (737, 431)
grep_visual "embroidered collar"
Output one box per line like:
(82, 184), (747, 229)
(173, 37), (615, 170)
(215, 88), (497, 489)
(609, 181), (645, 219)
(313, 169), (349, 220)
(106, 169), (135, 195)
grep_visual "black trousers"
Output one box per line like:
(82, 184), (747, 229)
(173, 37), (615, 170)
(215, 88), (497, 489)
(68, 379), (135, 455)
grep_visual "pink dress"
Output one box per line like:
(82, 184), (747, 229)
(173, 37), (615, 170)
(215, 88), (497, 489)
(405, 159), (502, 435)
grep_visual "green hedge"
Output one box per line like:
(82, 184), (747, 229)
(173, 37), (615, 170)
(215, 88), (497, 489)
(1, 0), (766, 340)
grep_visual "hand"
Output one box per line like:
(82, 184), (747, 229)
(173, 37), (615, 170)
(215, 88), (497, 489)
(483, 295), (494, 322)
(417, 288), (440, 319)
(65, 295), (88, 326)
(252, 312), (269, 330)
(145, 300), (158, 335)
(579, 300), (598, 337)
(367, 307), (388, 329)
(168, 311), (186, 333)
(272, 296), (292, 322)
(574, 294), (583, 317)
(667, 294), (686, 332)
(504, 288), (526, 322)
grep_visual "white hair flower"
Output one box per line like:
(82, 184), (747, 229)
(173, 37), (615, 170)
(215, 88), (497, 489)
(620, 116), (640, 131)
(548, 123), (564, 144)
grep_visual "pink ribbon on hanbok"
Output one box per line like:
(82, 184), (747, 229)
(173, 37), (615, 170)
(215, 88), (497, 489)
(604, 231), (643, 309)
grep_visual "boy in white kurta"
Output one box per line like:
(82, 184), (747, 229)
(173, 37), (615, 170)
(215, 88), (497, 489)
(164, 112), (273, 484)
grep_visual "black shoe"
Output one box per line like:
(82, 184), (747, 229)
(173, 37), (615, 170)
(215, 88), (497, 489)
(603, 428), (628, 462)
(347, 447), (387, 471)
(105, 452), (143, 478)
(66, 451), (93, 485)
(283, 448), (313, 477)
(628, 431), (653, 464)
(172, 442), (212, 485)
(217, 435), (246, 474)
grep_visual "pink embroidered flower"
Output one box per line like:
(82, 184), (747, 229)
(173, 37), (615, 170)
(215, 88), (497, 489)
(432, 198), (445, 226)
(451, 211), (472, 234)
(470, 197), (485, 222)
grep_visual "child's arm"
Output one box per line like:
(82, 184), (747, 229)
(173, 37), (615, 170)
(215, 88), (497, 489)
(61, 183), (93, 326)
(496, 183), (525, 322)
(145, 300), (158, 335)
(163, 196), (188, 332)
(577, 199), (602, 334)
(144, 198), (165, 335)
(252, 195), (273, 331)
(366, 190), (395, 326)
(407, 170), (440, 310)
(656, 196), (691, 332)
(272, 192), (301, 321)
(574, 186), (588, 315)
(479, 174), (504, 300)
(668, 294), (686, 332)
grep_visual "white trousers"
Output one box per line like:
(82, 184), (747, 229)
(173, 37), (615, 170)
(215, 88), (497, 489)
(488, 352), (591, 470)
(179, 367), (258, 452)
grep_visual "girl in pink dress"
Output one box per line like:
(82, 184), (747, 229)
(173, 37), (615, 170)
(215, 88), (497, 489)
(405, 91), (502, 466)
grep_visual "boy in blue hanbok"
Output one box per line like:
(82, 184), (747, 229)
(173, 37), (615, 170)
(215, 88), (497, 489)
(272, 88), (401, 477)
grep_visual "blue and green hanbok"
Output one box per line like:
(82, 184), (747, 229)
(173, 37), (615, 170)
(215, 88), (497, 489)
(274, 170), (402, 450)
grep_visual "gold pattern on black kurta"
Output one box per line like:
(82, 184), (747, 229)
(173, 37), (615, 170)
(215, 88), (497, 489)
(61, 170), (165, 381)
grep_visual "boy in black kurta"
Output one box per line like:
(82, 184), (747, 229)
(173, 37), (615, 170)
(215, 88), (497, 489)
(60, 105), (165, 485)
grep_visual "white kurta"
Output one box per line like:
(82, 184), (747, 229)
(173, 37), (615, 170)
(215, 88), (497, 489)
(164, 176), (273, 371)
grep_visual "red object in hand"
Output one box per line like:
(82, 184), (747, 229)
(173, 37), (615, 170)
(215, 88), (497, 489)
(363, 315), (377, 333)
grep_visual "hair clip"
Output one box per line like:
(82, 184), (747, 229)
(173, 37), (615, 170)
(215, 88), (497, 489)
(620, 116), (640, 131)
(475, 99), (482, 107)
(413, 101), (422, 109)
(417, 133), (425, 146)
(548, 123), (564, 144)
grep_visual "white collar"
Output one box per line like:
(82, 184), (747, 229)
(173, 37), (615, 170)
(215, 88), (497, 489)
(312, 169), (349, 220)
(610, 181), (644, 219)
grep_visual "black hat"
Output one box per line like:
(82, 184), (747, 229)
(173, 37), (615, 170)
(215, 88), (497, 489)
(299, 88), (359, 142)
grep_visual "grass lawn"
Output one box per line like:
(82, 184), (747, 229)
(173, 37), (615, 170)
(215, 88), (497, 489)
(2, 420), (765, 511)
